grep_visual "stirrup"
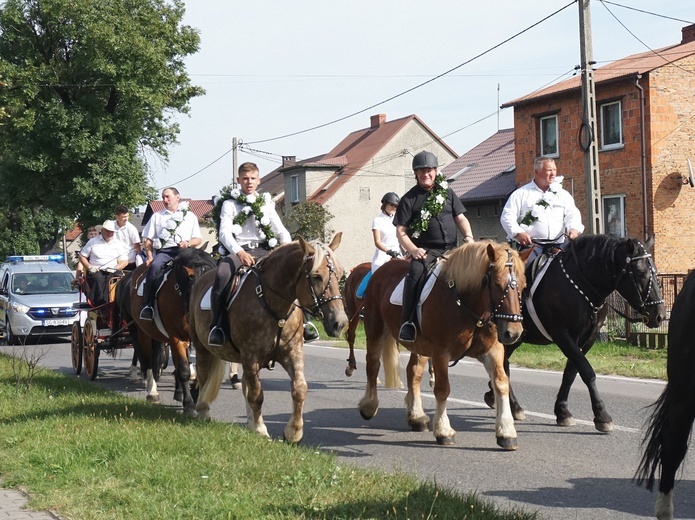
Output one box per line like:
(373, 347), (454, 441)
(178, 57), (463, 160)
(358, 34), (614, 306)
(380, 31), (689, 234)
(303, 322), (320, 342)
(398, 322), (417, 343)
(207, 326), (225, 347)
(140, 305), (154, 321)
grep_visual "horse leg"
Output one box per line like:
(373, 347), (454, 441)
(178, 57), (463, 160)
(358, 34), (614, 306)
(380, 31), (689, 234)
(428, 358), (435, 388)
(229, 362), (242, 390)
(194, 348), (226, 420)
(404, 353), (430, 432)
(276, 348), (308, 444)
(480, 347), (518, 450)
(170, 338), (195, 412)
(358, 330), (385, 420)
(137, 335), (159, 403)
(345, 315), (359, 377)
(483, 347), (525, 421)
(242, 363), (269, 438)
(129, 348), (141, 382)
(430, 355), (455, 445)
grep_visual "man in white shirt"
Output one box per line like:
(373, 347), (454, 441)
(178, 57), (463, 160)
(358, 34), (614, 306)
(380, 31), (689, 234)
(139, 187), (202, 321)
(114, 205), (142, 270)
(78, 220), (129, 305)
(208, 162), (292, 346)
(500, 156), (584, 260)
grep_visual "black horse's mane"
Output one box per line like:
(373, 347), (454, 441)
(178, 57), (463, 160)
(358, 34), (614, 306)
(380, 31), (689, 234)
(173, 247), (216, 270)
(569, 234), (628, 267)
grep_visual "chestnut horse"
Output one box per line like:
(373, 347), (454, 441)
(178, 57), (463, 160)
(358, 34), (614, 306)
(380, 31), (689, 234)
(636, 271), (695, 520)
(189, 235), (348, 443)
(127, 247), (216, 410)
(359, 241), (526, 448)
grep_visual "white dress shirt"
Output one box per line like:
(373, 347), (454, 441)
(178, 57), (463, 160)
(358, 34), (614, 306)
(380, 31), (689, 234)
(80, 236), (128, 268)
(142, 204), (202, 249)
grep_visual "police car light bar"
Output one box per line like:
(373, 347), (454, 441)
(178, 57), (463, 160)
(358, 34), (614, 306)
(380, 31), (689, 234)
(7, 254), (64, 263)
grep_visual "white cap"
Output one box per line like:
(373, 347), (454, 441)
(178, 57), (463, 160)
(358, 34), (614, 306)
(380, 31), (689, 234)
(101, 220), (117, 232)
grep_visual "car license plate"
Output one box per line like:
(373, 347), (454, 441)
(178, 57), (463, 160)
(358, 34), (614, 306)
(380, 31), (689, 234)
(43, 319), (72, 326)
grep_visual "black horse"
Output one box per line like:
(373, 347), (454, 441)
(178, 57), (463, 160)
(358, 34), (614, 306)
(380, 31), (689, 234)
(635, 271), (695, 520)
(485, 234), (666, 432)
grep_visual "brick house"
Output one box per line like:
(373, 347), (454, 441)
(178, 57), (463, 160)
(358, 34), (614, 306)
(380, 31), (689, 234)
(440, 128), (516, 242)
(502, 24), (695, 274)
(275, 114), (457, 269)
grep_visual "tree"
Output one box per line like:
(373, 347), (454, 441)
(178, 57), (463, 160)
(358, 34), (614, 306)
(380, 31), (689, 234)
(0, 0), (203, 252)
(284, 202), (334, 242)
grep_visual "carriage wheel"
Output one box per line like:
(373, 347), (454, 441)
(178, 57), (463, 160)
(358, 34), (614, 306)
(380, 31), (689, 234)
(83, 318), (100, 381)
(70, 322), (83, 375)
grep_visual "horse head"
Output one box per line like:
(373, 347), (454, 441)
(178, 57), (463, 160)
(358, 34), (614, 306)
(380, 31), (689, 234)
(615, 235), (666, 328)
(295, 233), (348, 338)
(484, 242), (526, 344)
(173, 248), (217, 310)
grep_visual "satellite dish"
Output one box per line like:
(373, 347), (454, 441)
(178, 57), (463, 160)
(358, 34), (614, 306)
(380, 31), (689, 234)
(688, 159), (695, 188)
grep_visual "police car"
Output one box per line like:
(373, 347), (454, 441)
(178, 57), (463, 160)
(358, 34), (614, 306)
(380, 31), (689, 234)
(0, 254), (79, 344)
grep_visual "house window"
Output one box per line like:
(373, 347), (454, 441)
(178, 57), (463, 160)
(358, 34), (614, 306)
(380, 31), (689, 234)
(540, 115), (558, 157)
(359, 187), (370, 201)
(290, 175), (299, 204)
(600, 100), (623, 149)
(603, 195), (625, 237)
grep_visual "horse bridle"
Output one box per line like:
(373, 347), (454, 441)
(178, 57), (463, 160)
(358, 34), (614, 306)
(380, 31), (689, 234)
(486, 249), (524, 325)
(295, 244), (343, 320)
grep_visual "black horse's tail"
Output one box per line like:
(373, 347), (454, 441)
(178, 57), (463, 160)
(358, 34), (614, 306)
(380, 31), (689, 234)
(634, 385), (670, 491)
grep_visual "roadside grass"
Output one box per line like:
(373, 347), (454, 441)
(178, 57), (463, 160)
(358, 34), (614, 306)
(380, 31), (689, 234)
(0, 354), (539, 520)
(315, 321), (668, 381)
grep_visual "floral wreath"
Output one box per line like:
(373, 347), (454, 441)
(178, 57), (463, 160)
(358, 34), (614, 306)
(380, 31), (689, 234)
(213, 189), (278, 249)
(409, 173), (449, 239)
(159, 201), (190, 248)
(519, 176), (563, 228)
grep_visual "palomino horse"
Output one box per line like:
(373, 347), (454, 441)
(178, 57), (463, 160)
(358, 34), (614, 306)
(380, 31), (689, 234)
(126, 247), (216, 410)
(636, 271), (695, 520)
(359, 241), (526, 448)
(189, 235), (348, 443)
(484, 235), (666, 432)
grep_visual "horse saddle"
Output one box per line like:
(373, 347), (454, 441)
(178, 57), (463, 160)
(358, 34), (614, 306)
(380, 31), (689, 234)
(200, 267), (250, 311)
(136, 261), (173, 298)
(389, 262), (443, 325)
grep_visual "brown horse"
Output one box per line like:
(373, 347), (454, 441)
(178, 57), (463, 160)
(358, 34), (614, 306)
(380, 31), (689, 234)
(358, 241), (526, 448)
(189, 235), (348, 443)
(127, 247), (216, 410)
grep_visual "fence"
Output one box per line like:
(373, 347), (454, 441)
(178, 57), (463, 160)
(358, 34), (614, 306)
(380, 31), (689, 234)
(604, 273), (687, 348)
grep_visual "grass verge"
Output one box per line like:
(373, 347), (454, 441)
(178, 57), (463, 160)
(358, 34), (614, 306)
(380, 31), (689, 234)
(0, 353), (538, 520)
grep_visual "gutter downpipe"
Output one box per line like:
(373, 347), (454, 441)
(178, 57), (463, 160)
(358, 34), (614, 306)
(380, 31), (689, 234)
(635, 74), (648, 240)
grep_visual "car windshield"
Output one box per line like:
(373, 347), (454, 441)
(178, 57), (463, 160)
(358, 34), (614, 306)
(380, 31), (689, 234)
(12, 273), (77, 295)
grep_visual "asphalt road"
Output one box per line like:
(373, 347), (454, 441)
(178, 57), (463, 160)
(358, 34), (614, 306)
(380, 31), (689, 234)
(5, 339), (695, 520)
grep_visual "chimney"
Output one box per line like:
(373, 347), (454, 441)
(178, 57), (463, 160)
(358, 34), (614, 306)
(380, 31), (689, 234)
(282, 155), (297, 167)
(682, 23), (695, 44)
(370, 114), (386, 129)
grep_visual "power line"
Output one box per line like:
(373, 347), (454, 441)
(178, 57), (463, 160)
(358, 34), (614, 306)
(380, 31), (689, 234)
(599, 1), (694, 25)
(244, 0), (577, 145)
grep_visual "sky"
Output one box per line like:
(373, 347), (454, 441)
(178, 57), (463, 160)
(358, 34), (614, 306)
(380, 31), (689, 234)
(148, 0), (695, 201)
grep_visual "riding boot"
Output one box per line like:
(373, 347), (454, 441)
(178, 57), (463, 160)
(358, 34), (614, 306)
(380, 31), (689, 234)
(139, 282), (154, 321)
(398, 276), (417, 342)
(207, 280), (227, 347)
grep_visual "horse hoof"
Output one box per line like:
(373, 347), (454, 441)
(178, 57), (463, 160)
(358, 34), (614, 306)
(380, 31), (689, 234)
(146, 395), (160, 404)
(360, 410), (375, 421)
(594, 420), (614, 433)
(230, 374), (242, 390)
(173, 390), (183, 402)
(497, 436), (518, 451)
(410, 420), (430, 432)
(512, 409), (526, 421)
(483, 391), (495, 409)
(436, 435), (455, 446)
(345, 366), (355, 377)
(556, 416), (576, 427)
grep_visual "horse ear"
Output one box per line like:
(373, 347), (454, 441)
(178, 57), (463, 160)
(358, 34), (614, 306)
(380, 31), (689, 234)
(298, 236), (314, 256)
(519, 246), (535, 264)
(486, 243), (497, 263)
(329, 232), (342, 251)
(183, 266), (195, 278)
(644, 234), (655, 251)
(198, 241), (209, 250)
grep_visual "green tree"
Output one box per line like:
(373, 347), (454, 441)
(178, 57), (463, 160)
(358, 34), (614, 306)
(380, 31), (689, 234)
(0, 0), (203, 253)
(284, 202), (334, 242)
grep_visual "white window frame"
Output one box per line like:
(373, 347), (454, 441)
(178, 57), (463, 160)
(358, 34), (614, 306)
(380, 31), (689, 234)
(540, 114), (559, 157)
(600, 100), (623, 150)
(602, 194), (626, 237)
(290, 175), (299, 204)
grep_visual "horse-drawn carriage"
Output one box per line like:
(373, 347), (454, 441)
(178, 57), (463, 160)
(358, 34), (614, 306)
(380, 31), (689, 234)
(70, 269), (137, 380)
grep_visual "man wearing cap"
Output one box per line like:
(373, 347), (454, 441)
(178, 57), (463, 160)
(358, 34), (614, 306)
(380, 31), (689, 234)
(394, 150), (475, 343)
(78, 220), (129, 305)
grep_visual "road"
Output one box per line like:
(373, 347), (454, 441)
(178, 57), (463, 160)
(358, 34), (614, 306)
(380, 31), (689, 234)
(6, 339), (695, 519)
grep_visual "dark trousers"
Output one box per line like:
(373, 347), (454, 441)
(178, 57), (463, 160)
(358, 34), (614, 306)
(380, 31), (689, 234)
(210, 247), (270, 329)
(143, 247), (180, 306)
(401, 248), (447, 326)
(86, 271), (111, 307)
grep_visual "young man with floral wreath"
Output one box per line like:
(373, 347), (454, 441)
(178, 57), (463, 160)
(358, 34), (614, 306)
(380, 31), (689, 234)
(207, 162), (293, 347)
(394, 150), (474, 343)
(499, 156), (583, 261)
(139, 187), (203, 321)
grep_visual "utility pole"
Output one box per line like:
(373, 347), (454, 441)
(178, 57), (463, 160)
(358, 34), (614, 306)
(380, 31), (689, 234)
(578, 0), (602, 234)
(232, 137), (238, 188)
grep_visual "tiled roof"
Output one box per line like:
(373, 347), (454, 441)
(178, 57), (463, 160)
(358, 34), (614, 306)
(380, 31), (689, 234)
(503, 39), (695, 107)
(441, 128), (516, 202)
(144, 199), (214, 227)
